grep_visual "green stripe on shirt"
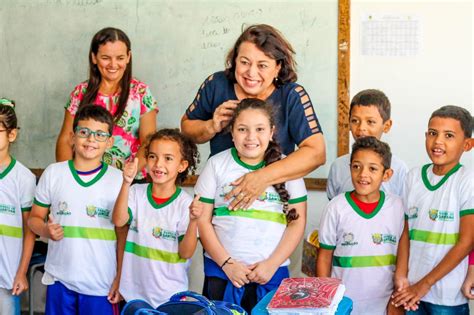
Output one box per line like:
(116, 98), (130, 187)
(333, 254), (396, 268)
(62, 226), (116, 240)
(409, 229), (458, 245)
(0, 224), (22, 238)
(213, 207), (287, 225)
(125, 241), (186, 264)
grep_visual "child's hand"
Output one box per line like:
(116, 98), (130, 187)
(222, 258), (251, 288)
(11, 273), (28, 295)
(123, 158), (139, 184)
(107, 276), (122, 304)
(392, 280), (430, 310)
(393, 274), (410, 292)
(189, 194), (203, 221)
(247, 260), (279, 285)
(46, 214), (64, 241)
(462, 267), (474, 299)
(387, 299), (405, 315)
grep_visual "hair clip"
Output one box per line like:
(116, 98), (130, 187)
(0, 98), (15, 108)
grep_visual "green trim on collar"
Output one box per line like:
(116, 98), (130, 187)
(68, 160), (108, 187)
(0, 157), (16, 179)
(147, 184), (181, 209)
(345, 191), (385, 219)
(231, 147), (265, 170)
(421, 163), (462, 191)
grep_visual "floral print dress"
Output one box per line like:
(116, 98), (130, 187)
(66, 78), (158, 179)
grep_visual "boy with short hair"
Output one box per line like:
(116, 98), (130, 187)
(317, 136), (405, 315)
(28, 105), (123, 315)
(327, 89), (408, 200)
(393, 105), (473, 314)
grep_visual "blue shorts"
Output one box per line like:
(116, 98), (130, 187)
(407, 301), (469, 315)
(45, 281), (119, 315)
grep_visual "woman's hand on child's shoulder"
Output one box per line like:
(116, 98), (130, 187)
(189, 194), (204, 220)
(222, 258), (251, 289)
(123, 158), (139, 184)
(247, 260), (279, 285)
(46, 214), (64, 241)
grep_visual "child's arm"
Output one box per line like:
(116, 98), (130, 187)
(112, 159), (138, 227)
(388, 220), (413, 313)
(393, 214), (474, 309)
(316, 248), (334, 277)
(197, 202), (251, 288)
(28, 205), (63, 240)
(462, 254), (474, 299)
(393, 220), (410, 291)
(247, 202), (306, 284)
(11, 212), (36, 295)
(108, 225), (128, 304)
(178, 195), (202, 259)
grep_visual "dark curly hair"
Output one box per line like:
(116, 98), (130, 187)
(224, 24), (297, 87)
(229, 98), (299, 223)
(0, 98), (18, 131)
(145, 129), (199, 185)
(351, 136), (392, 170)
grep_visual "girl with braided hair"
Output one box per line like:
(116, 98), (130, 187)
(195, 98), (307, 313)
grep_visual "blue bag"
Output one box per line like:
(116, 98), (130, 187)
(122, 291), (246, 315)
(157, 291), (246, 314)
(121, 299), (166, 315)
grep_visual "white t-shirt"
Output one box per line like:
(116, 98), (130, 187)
(404, 163), (473, 306)
(34, 161), (122, 296)
(327, 153), (408, 200)
(119, 184), (193, 308)
(0, 159), (36, 290)
(319, 191), (405, 315)
(194, 148), (307, 266)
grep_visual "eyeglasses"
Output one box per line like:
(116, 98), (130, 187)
(74, 127), (111, 142)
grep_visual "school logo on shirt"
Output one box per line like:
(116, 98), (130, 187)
(0, 204), (15, 215)
(406, 206), (418, 219)
(341, 232), (358, 246)
(257, 192), (282, 203)
(372, 233), (397, 245)
(56, 201), (71, 216)
(152, 227), (177, 241)
(85, 205), (111, 219)
(428, 209), (454, 222)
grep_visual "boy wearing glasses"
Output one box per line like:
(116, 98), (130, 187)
(29, 105), (122, 315)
